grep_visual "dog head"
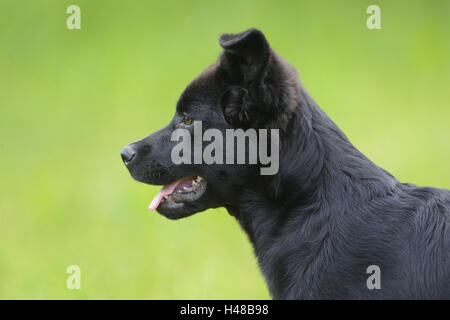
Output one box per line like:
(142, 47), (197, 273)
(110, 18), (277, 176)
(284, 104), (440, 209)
(121, 29), (301, 219)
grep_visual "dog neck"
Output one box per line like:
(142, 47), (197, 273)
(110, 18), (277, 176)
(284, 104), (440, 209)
(226, 95), (399, 298)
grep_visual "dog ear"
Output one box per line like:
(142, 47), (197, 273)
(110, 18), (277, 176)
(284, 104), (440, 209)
(219, 28), (271, 86)
(219, 29), (271, 128)
(220, 86), (252, 128)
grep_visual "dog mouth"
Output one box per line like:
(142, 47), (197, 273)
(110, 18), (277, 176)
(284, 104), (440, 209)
(148, 176), (207, 211)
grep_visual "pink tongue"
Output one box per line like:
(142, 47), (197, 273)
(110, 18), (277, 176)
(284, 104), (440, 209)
(148, 179), (183, 211)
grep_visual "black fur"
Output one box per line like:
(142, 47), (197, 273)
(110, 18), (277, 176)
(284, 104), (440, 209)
(122, 29), (450, 299)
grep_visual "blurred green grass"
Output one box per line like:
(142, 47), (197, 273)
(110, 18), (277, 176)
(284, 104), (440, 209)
(0, 0), (449, 299)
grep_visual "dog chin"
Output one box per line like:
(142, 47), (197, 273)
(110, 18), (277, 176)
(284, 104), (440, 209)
(156, 203), (200, 220)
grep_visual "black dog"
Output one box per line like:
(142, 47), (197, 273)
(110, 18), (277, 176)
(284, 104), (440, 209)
(121, 29), (450, 299)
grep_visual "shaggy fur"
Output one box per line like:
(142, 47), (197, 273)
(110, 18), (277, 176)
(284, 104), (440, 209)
(122, 29), (450, 299)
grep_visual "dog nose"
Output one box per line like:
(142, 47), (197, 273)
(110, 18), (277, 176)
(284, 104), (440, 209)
(120, 146), (136, 165)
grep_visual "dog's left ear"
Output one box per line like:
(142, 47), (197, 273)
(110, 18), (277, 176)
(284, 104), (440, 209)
(219, 29), (271, 128)
(219, 28), (271, 86)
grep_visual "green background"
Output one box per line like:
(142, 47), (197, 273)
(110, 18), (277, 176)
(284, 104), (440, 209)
(0, 0), (449, 299)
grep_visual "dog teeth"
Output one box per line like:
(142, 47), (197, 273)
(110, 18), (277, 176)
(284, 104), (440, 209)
(183, 186), (191, 192)
(192, 181), (199, 187)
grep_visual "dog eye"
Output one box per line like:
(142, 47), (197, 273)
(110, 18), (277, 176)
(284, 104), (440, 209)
(182, 117), (194, 126)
